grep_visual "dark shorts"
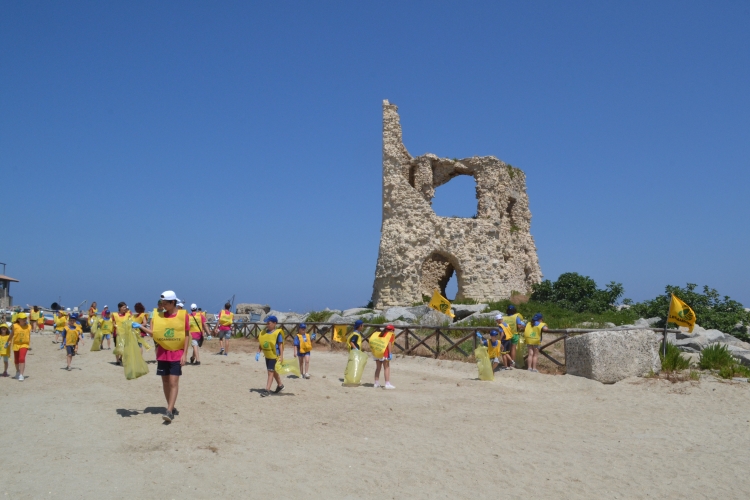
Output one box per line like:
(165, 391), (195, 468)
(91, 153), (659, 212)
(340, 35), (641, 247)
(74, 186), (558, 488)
(501, 339), (512, 353)
(66, 345), (76, 356)
(156, 360), (182, 376)
(265, 358), (277, 371)
(296, 351), (310, 357)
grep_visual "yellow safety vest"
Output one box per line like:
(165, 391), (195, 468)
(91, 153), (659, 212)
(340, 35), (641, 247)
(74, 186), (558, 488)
(64, 325), (81, 346)
(152, 310), (187, 351)
(347, 331), (363, 350)
(0, 334), (9, 357)
(524, 322), (546, 346)
(113, 312), (132, 331)
(505, 314), (523, 334)
(189, 312), (205, 333)
(259, 328), (283, 360)
(54, 315), (67, 330)
(12, 323), (31, 349)
(296, 333), (312, 354)
(29, 310), (40, 321)
(486, 338), (501, 358)
(99, 318), (113, 333)
(369, 331), (393, 359)
(218, 310), (234, 326)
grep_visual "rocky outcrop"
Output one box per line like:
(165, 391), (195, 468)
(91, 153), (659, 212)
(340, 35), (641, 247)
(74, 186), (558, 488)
(371, 101), (542, 308)
(565, 329), (661, 384)
(236, 303), (270, 316)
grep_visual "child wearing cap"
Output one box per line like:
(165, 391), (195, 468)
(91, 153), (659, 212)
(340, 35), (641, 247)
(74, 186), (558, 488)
(188, 304), (207, 365)
(257, 316), (284, 396)
(214, 302), (234, 356)
(99, 310), (114, 349)
(370, 324), (396, 389)
(524, 313), (548, 372)
(479, 329), (503, 372)
(293, 323), (314, 379)
(0, 323), (10, 377)
(7, 313), (31, 381)
(503, 306), (526, 367)
(63, 314), (82, 370)
(348, 320), (364, 351)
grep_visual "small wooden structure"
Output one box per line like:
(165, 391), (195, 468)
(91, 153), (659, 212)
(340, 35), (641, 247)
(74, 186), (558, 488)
(0, 274), (19, 310)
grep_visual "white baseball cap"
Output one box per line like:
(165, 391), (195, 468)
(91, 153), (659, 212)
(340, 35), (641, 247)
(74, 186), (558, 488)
(190, 303), (198, 311)
(177, 302), (184, 308)
(495, 313), (504, 320)
(160, 290), (180, 302)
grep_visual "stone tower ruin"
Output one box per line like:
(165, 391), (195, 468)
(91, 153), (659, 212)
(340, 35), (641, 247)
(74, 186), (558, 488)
(371, 100), (542, 308)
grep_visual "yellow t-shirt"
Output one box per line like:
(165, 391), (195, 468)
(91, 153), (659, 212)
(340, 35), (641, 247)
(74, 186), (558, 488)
(12, 323), (31, 350)
(54, 315), (67, 331)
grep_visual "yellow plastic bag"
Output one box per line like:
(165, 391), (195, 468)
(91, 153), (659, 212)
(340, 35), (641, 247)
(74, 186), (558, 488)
(343, 349), (368, 386)
(275, 358), (301, 377)
(90, 330), (103, 352)
(113, 328), (125, 357)
(122, 323), (148, 380)
(475, 346), (494, 381)
(89, 317), (99, 335)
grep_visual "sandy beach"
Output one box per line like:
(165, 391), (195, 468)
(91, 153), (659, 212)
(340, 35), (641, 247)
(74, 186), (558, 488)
(2, 332), (749, 499)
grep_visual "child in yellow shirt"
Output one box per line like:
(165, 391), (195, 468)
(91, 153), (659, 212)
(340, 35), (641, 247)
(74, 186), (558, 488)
(0, 323), (10, 377)
(63, 314), (82, 370)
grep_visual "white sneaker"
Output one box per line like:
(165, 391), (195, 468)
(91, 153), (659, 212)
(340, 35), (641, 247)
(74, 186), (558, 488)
(384, 383), (396, 390)
(373, 382), (381, 388)
(18, 375), (24, 381)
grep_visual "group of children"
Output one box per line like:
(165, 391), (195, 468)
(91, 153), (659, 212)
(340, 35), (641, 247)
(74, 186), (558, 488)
(478, 305), (548, 373)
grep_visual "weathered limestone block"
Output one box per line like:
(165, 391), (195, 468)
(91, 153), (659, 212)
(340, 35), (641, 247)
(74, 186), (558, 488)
(565, 329), (661, 384)
(236, 303), (270, 315)
(371, 101), (542, 308)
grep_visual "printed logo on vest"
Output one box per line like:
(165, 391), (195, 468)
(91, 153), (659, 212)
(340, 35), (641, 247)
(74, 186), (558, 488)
(164, 328), (175, 338)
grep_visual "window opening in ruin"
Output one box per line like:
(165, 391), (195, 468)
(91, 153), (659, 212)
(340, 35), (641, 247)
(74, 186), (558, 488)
(408, 165), (416, 188)
(506, 197), (517, 230)
(444, 270), (458, 301)
(431, 175), (478, 218)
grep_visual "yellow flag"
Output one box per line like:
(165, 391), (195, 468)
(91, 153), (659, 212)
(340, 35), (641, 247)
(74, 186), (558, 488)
(668, 294), (696, 333)
(428, 289), (455, 318)
(333, 324), (349, 343)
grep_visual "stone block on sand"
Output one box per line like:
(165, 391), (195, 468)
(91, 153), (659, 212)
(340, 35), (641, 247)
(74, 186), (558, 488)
(565, 329), (661, 384)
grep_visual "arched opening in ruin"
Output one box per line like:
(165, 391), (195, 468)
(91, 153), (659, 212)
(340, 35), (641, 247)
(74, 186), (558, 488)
(430, 175), (478, 218)
(420, 252), (463, 301)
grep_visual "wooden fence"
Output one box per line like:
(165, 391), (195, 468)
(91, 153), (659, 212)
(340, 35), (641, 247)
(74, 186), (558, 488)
(207, 321), (682, 369)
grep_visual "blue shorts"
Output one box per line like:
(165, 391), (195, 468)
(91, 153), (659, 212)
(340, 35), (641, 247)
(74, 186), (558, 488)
(156, 360), (182, 376)
(66, 346), (76, 356)
(103, 334), (111, 340)
(296, 351), (310, 357)
(265, 358), (277, 371)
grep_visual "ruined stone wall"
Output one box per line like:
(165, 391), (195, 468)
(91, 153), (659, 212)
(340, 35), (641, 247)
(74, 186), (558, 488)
(371, 100), (542, 308)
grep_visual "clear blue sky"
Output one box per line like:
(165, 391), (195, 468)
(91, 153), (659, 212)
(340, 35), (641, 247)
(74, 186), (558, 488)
(2, 1), (749, 313)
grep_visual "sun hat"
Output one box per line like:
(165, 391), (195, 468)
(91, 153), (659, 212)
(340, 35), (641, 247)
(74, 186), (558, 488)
(16, 312), (27, 319)
(266, 315), (278, 323)
(385, 324), (395, 331)
(354, 319), (364, 328)
(177, 302), (184, 309)
(160, 290), (180, 302)
(190, 303), (198, 311)
(494, 313), (504, 320)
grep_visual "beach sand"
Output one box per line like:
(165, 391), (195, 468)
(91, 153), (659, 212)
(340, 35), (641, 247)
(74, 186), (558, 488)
(2, 334), (749, 499)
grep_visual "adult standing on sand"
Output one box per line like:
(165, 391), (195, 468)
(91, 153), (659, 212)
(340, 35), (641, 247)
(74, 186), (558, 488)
(188, 304), (207, 365)
(7, 312), (31, 381)
(137, 291), (190, 423)
(214, 302), (233, 356)
(29, 306), (40, 333)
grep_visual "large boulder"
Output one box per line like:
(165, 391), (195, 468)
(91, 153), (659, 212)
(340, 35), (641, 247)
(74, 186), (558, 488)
(565, 329), (661, 384)
(453, 311), (501, 325)
(385, 307), (417, 322)
(342, 308), (372, 317)
(417, 308), (452, 326)
(236, 303), (271, 316)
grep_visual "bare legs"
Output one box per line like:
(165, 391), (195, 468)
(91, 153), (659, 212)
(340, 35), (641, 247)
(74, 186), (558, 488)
(161, 374), (179, 412)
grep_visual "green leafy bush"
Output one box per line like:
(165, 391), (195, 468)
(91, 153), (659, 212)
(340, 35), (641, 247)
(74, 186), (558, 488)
(483, 299), (638, 329)
(698, 343), (734, 370)
(660, 343), (690, 372)
(531, 272), (624, 313)
(631, 283), (749, 338)
(306, 310), (335, 322)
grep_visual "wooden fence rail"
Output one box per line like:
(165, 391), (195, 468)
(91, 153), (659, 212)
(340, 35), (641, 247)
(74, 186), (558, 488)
(205, 321), (681, 369)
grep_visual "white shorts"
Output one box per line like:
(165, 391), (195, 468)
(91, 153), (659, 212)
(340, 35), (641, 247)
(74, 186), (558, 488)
(191, 339), (199, 347)
(491, 357), (500, 363)
(375, 355), (392, 362)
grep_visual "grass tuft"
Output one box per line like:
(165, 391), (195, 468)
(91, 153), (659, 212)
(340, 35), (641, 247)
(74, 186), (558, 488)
(660, 342), (690, 372)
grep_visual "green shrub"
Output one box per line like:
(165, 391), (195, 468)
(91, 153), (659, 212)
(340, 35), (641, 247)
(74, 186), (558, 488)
(699, 344), (735, 370)
(660, 343), (690, 372)
(365, 315), (386, 325)
(531, 272), (624, 313)
(483, 299), (638, 330)
(306, 310), (335, 322)
(631, 283), (750, 340)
